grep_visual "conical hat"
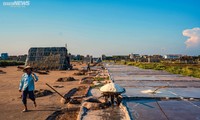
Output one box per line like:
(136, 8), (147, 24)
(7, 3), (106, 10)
(24, 66), (32, 70)
(100, 82), (125, 93)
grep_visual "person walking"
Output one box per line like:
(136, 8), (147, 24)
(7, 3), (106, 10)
(19, 66), (38, 112)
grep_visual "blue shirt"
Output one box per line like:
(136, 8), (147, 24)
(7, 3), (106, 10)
(19, 73), (38, 91)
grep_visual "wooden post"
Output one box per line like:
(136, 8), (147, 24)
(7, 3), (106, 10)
(46, 83), (66, 100)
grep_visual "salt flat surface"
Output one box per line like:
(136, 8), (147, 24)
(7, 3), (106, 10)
(126, 99), (200, 120)
(105, 63), (200, 120)
(105, 64), (200, 98)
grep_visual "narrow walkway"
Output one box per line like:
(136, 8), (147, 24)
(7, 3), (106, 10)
(83, 106), (126, 120)
(82, 87), (127, 120)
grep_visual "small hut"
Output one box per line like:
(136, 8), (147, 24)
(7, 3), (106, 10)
(100, 83), (125, 105)
(25, 47), (70, 70)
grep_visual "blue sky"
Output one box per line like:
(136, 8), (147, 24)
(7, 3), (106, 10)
(0, 0), (200, 57)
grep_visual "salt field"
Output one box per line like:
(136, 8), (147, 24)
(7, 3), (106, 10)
(105, 63), (200, 120)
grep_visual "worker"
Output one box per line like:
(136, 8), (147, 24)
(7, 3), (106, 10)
(19, 66), (38, 112)
(87, 62), (90, 71)
(110, 94), (114, 105)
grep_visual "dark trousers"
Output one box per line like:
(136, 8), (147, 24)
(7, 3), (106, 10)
(22, 87), (35, 105)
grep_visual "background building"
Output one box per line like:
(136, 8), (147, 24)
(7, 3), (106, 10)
(164, 54), (182, 59)
(130, 53), (140, 62)
(1, 53), (8, 60)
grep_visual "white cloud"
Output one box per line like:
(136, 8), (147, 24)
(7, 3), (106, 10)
(182, 27), (200, 48)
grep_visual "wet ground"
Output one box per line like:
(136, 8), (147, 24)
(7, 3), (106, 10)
(105, 63), (200, 120)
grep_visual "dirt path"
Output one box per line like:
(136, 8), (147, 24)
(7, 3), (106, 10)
(82, 106), (126, 120)
(0, 62), (88, 120)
